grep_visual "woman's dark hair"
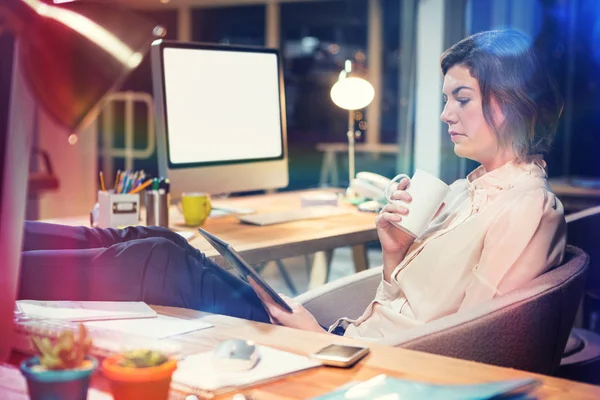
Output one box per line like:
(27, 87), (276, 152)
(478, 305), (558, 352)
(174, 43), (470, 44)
(440, 30), (563, 161)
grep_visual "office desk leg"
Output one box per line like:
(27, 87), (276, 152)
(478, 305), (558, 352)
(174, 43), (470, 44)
(319, 151), (339, 187)
(351, 244), (369, 273)
(275, 259), (298, 296)
(308, 245), (369, 289)
(255, 261), (298, 296)
(308, 250), (334, 289)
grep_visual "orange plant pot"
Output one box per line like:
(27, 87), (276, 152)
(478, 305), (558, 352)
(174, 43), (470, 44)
(101, 355), (177, 400)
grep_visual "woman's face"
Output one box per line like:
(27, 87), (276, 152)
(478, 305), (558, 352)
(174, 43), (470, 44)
(440, 65), (510, 170)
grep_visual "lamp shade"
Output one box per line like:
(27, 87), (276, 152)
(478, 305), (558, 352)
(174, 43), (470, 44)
(330, 60), (374, 111)
(5, 0), (164, 133)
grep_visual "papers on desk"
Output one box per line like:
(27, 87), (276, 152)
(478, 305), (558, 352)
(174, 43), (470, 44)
(16, 301), (212, 341)
(172, 345), (320, 398)
(176, 230), (197, 241)
(85, 315), (212, 340)
(16, 301), (157, 322)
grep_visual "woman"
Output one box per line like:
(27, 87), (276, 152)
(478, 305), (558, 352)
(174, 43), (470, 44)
(20, 29), (566, 340)
(253, 29), (566, 338)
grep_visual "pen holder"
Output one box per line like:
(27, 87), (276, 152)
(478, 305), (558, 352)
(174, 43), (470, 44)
(146, 190), (170, 227)
(98, 191), (140, 229)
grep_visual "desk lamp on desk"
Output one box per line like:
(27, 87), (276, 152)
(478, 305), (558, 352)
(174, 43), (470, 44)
(330, 60), (375, 201)
(0, 0), (162, 362)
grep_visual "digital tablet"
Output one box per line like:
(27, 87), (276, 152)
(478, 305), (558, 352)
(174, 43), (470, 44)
(197, 228), (293, 312)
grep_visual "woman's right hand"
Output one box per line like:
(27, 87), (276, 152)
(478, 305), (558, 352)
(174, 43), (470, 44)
(376, 178), (415, 251)
(376, 177), (416, 280)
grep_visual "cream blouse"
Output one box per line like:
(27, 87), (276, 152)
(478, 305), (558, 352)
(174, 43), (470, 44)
(330, 160), (567, 340)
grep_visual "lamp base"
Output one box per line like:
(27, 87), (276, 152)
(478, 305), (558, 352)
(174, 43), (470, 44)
(343, 186), (364, 205)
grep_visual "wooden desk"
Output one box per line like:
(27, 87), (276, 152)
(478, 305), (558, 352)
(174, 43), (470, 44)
(549, 177), (600, 213)
(41, 190), (380, 288)
(3, 306), (600, 399)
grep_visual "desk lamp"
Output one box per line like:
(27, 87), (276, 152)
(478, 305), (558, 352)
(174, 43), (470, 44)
(330, 60), (375, 199)
(0, 0), (163, 362)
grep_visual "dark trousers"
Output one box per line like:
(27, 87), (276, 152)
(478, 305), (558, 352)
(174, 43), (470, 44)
(19, 221), (271, 323)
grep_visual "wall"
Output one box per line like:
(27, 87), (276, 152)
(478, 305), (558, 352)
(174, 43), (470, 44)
(37, 112), (98, 220)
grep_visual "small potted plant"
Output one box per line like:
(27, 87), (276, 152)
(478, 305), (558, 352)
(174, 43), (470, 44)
(102, 348), (177, 400)
(20, 324), (97, 400)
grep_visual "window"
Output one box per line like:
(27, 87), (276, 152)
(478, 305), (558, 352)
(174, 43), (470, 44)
(280, 0), (368, 189)
(281, 0), (368, 146)
(192, 6), (266, 46)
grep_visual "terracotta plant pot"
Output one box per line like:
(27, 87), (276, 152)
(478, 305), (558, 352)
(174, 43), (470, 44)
(102, 354), (178, 400)
(20, 356), (98, 400)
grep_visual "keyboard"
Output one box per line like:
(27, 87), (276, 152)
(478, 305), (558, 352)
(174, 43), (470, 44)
(238, 206), (353, 226)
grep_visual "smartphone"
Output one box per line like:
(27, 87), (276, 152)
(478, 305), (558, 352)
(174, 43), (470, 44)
(310, 344), (370, 368)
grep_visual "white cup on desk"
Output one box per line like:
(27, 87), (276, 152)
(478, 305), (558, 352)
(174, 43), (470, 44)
(384, 169), (450, 239)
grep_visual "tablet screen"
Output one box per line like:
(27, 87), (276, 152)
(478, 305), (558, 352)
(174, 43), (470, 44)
(197, 228), (293, 312)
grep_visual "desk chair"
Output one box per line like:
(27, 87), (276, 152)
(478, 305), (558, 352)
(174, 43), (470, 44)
(564, 205), (600, 330)
(296, 245), (588, 375)
(555, 206), (600, 384)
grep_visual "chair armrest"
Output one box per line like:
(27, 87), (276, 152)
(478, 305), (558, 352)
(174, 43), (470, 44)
(376, 284), (553, 369)
(295, 267), (382, 327)
(379, 261), (586, 373)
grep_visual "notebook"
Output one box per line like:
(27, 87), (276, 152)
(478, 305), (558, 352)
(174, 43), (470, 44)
(171, 345), (320, 398)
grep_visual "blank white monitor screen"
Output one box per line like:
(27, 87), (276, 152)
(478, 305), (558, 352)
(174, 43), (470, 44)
(163, 48), (284, 165)
(151, 41), (288, 196)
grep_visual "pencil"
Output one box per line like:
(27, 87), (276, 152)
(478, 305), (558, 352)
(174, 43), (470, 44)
(114, 170), (121, 191)
(129, 178), (153, 194)
(99, 171), (106, 192)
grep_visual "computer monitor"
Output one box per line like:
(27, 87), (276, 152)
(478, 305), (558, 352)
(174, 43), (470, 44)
(150, 40), (289, 198)
(0, 41), (30, 362)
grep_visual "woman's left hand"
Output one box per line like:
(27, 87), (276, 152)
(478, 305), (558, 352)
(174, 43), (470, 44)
(248, 277), (327, 334)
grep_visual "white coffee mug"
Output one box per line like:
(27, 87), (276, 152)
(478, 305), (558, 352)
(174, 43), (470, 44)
(384, 169), (450, 238)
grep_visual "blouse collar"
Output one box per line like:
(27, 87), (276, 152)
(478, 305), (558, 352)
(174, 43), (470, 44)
(465, 158), (547, 212)
(467, 158), (547, 192)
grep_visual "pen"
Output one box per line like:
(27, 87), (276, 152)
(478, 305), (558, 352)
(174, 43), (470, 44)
(118, 175), (126, 194)
(99, 171), (106, 192)
(159, 178), (170, 193)
(123, 175), (133, 194)
(135, 171), (146, 189)
(117, 172), (126, 194)
(152, 177), (160, 191)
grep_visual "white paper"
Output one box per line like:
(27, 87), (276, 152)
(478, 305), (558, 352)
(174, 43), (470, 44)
(16, 301), (157, 321)
(88, 388), (114, 400)
(84, 314), (212, 339)
(176, 231), (196, 241)
(172, 345), (320, 393)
